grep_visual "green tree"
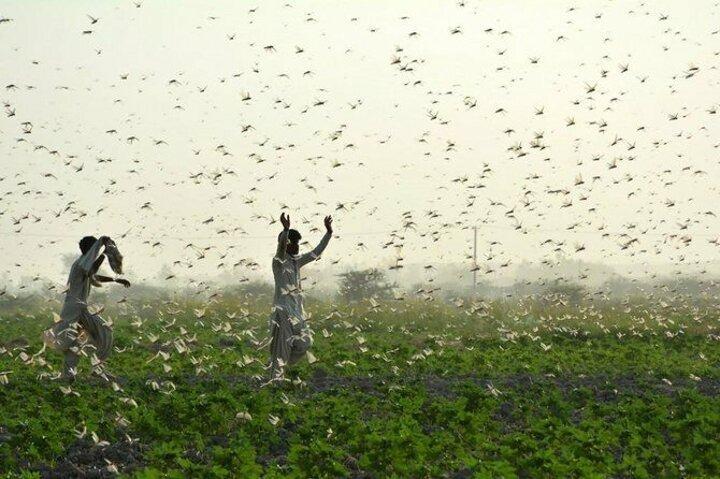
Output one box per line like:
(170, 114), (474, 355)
(337, 268), (396, 302)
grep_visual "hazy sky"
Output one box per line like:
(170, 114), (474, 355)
(1, 0), (719, 288)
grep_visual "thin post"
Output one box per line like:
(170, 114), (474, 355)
(473, 225), (477, 289)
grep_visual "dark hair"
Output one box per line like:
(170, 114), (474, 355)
(79, 236), (97, 254)
(279, 229), (302, 243)
(288, 229), (301, 244)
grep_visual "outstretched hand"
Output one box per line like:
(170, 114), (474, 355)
(116, 278), (131, 288)
(280, 212), (290, 230)
(324, 215), (333, 234)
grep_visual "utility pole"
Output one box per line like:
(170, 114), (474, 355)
(473, 225), (477, 290)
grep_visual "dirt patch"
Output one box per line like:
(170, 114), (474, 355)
(32, 437), (146, 479)
(307, 374), (387, 396)
(145, 371), (720, 400)
(1, 336), (29, 349)
(297, 372), (720, 400)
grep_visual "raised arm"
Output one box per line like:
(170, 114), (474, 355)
(78, 236), (108, 275)
(275, 213), (290, 261)
(297, 215), (333, 268)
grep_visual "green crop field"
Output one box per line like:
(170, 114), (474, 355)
(1, 295), (719, 478)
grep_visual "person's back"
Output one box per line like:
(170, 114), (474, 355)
(60, 257), (92, 321)
(268, 213), (333, 382)
(272, 253), (303, 320)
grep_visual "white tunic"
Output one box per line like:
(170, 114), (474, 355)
(268, 229), (331, 379)
(271, 230), (331, 323)
(45, 238), (113, 360)
(60, 238), (105, 322)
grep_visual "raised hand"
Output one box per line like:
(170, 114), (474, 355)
(324, 215), (333, 233)
(280, 212), (290, 230)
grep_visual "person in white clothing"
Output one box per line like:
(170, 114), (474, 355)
(44, 236), (130, 381)
(268, 212), (333, 382)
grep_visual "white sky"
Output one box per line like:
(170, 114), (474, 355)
(1, 0), (719, 287)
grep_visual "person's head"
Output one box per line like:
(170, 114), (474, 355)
(281, 229), (301, 255)
(79, 236), (97, 254)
